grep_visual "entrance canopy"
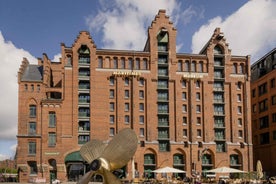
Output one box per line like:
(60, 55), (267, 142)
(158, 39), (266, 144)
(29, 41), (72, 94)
(65, 151), (84, 162)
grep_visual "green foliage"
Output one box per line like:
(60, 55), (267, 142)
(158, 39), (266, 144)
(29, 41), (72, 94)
(0, 167), (17, 174)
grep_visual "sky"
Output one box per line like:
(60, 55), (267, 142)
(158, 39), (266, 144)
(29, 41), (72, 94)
(0, 0), (275, 161)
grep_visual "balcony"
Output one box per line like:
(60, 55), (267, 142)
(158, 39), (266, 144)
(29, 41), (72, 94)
(78, 111), (90, 118)
(79, 57), (90, 65)
(158, 133), (169, 140)
(158, 121), (169, 127)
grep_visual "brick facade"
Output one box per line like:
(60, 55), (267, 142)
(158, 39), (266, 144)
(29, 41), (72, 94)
(16, 10), (253, 183)
(251, 48), (276, 176)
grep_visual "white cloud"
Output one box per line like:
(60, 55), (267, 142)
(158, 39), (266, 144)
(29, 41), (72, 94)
(85, 0), (181, 50)
(191, 0), (276, 62)
(0, 32), (36, 142)
(52, 53), (61, 62)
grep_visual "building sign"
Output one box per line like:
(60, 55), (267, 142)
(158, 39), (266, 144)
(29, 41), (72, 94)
(45, 152), (60, 155)
(112, 71), (141, 77)
(182, 72), (207, 79)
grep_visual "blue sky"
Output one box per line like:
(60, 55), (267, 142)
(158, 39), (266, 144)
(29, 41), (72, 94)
(0, 0), (275, 160)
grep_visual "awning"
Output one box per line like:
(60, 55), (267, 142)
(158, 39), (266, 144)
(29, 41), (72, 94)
(64, 151), (84, 162)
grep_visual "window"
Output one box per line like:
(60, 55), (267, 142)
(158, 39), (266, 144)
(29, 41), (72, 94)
(125, 90), (129, 98)
(197, 117), (201, 125)
(259, 116), (269, 129)
(98, 57), (103, 68)
(110, 115), (114, 124)
(31, 84), (34, 92)
(177, 61), (182, 71)
(139, 128), (144, 137)
(259, 99), (268, 112)
(271, 78), (275, 88)
(29, 122), (36, 135)
(183, 117), (187, 125)
(37, 85), (40, 92)
(125, 103), (130, 111)
(196, 105), (201, 113)
(121, 57), (125, 69)
(182, 80), (186, 88)
(252, 104), (257, 113)
(142, 58), (147, 70)
(125, 78), (129, 86)
(252, 89), (256, 97)
(182, 92), (187, 100)
(197, 129), (201, 137)
(48, 132), (56, 146)
(238, 118), (242, 126)
(135, 58), (140, 69)
(198, 62), (203, 72)
(158, 103), (168, 114)
(109, 77), (114, 85)
(110, 103), (114, 111)
(258, 83), (267, 96)
(237, 94), (242, 102)
(184, 61), (189, 71)
(214, 105), (224, 115)
(272, 113), (276, 123)
(139, 78), (144, 86)
(191, 61), (196, 72)
(196, 80), (200, 88)
(49, 112), (56, 127)
(28, 161), (38, 175)
(260, 132), (270, 144)
(237, 82), (242, 90)
(125, 115), (130, 124)
(238, 106), (242, 114)
(233, 64), (238, 74)
(110, 89), (115, 98)
(238, 130), (243, 138)
(183, 129), (187, 137)
(29, 105), (36, 118)
(139, 115), (144, 124)
(128, 58), (133, 69)
(24, 84), (28, 91)
(110, 128), (115, 136)
(28, 142), (36, 155)
(182, 105), (187, 112)
(139, 90), (144, 99)
(272, 95), (276, 105)
(273, 131), (276, 140)
(113, 58), (118, 69)
(196, 93), (200, 101)
(139, 103), (144, 111)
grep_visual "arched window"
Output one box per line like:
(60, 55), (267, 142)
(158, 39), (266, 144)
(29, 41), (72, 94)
(128, 58), (133, 69)
(184, 60), (189, 72)
(135, 58), (140, 70)
(98, 57), (103, 68)
(214, 45), (223, 54)
(233, 63), (238, 74)
(78, 45), (90, 64)
(113, 57), (118, 69)
(198, 61), (203, 72)
(121, 57), (125, 69)
(142, 58), (147, 70)
(191, 61), (196, 72)
(178, 60), (182, 71)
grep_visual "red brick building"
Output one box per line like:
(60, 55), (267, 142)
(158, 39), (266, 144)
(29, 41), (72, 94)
(16, 10), (253, 182)
(251, 48), (276, 177)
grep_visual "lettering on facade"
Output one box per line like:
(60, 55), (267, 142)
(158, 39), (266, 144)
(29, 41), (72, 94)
(45, 152), (60, 155)
(182, 73), (206, 79)
(112, 71), (141, 77)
